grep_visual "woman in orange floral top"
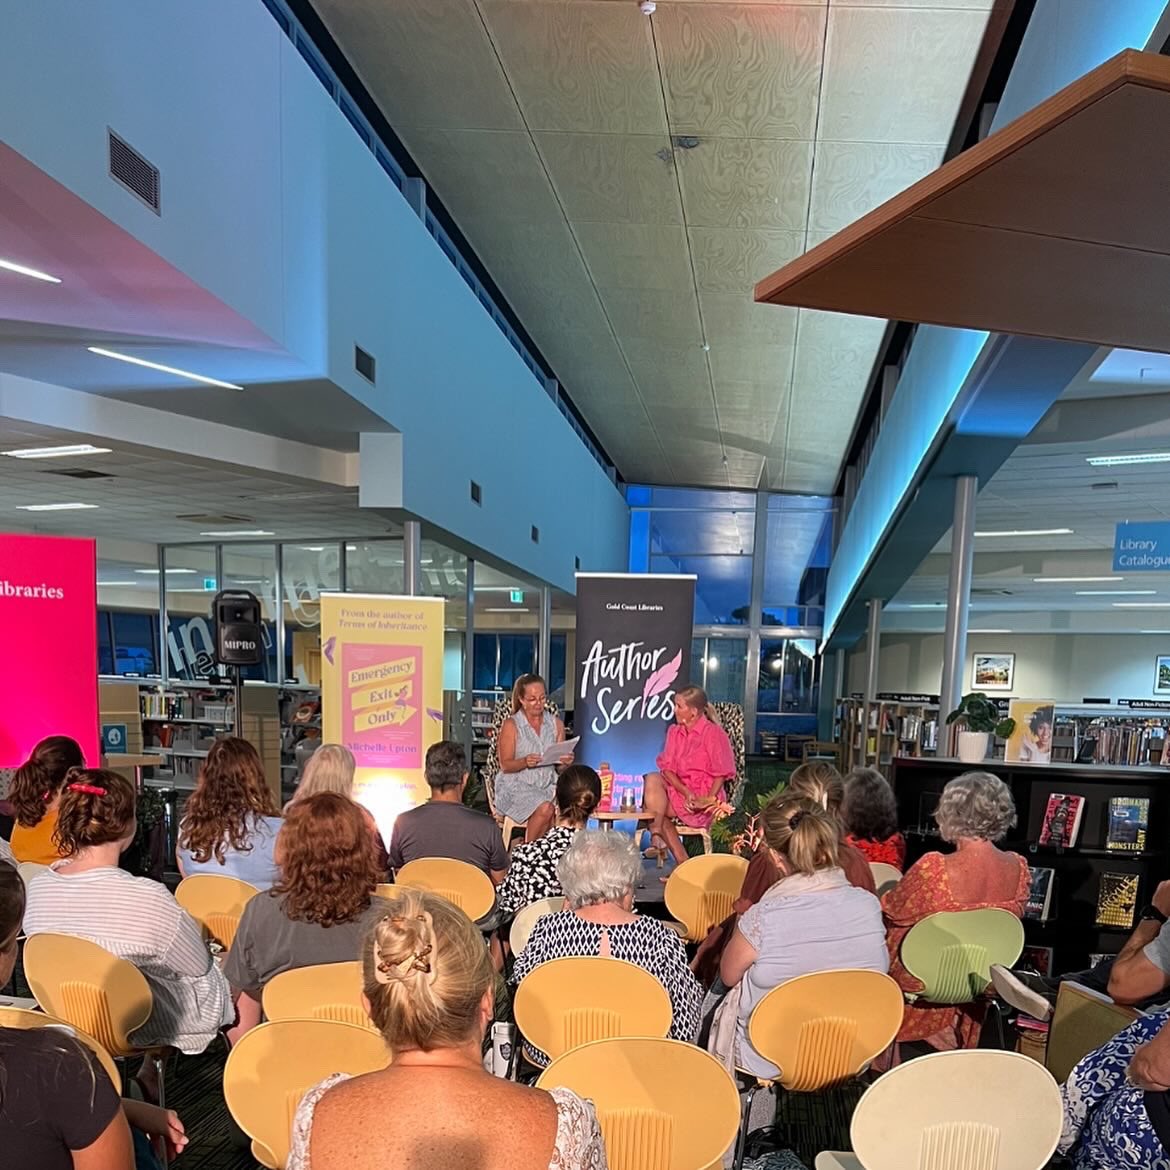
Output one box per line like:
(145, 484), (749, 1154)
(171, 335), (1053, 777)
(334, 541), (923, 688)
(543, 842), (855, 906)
(883, 769), (1028, 1049)
(841, 767), (906, 870)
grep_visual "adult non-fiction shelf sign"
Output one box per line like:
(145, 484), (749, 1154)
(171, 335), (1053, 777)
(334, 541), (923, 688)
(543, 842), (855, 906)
(1118, 699), (1170, 711)
(1114, 521), (1170, 571)
(877, 692), (940, 705)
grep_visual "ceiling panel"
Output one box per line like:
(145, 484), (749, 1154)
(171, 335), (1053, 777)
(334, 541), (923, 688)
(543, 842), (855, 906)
(710, 343), (796, 386)
(809, 140), (943, 234)
(700, 291), (797, 347)
(606, 287), (703, 346)
(689, 227), (805, 293)
(480, 0), (665, 134)
(574, 222), (693, 290)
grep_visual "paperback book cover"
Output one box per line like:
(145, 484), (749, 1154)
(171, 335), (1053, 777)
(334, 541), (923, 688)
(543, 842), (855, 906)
(1025, 867), (1056, 922)
(1038, 793), (1085, 848)
(1021, 945), (1055, 977)
(1096, 872), (1139, 929)
(1106, 796), (1150, 852)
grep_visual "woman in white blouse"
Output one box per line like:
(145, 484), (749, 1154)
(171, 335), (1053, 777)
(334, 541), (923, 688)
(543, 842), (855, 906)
(23, 768), (231, 1099)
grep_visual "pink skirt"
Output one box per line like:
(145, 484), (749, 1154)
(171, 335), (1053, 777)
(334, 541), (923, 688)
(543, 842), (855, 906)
(666, 780), (726, 828)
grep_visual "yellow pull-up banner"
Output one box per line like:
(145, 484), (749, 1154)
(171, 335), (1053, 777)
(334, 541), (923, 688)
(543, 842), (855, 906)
(320, 592), (445, 840)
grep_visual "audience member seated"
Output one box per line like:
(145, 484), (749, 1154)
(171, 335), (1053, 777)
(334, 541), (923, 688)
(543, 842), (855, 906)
(0, 859), (188, 1170)
(712, 798), (888, 1076)
(224, 792), (387, 1041)
(1108, 878), (1170, 1007)
(883, 769), (1028, 1048)
(497, 765), (600, 917)
(786, 763), (876, 894)
(510, 829), (701, 1065)
(22, 769), (231, 1098)
(176, 737), (283, 889)
(1061, 1008), (1170, 1169)
(289, 743), (357, 803)
(643, 685), (736, 868)
(494, 674), (574, 840)
(841, 766), (907, 869)
(8, 735), (84, 864)
(389, 740), (508, 884)
(288, 887), (605, 1170)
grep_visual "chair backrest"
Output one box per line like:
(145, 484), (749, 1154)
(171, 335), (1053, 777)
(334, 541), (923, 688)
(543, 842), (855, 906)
(869, 862), (902, 898)
(901, 909), (1025, 1004)
(17, 861), (49, 886)
(746, 969), (904, 1091)
(510, 895), (565, 956)
(392, 857), (496, 921)
(483, 695), (560, 783)
(515, 956), (672, 1062)
(0, 1004), (122, 1092)
(844, 1049), (1062, 1170)
(175, 873), (260, 950)
(262, 960), (377, 1032)
(663, 852), (749, 942)
(710, 702), (747, 804)
(1044, 980), (1140, 1084)
(537, 1036), (741, 1170)
(24, 933), (153, 1058)
(224, 1018), (389, 1169)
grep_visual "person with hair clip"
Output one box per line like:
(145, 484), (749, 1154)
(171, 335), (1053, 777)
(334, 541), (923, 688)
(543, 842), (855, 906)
(177, 737), (283, 889)
(8, 735), (85, 864)
(287, 887), (606, 1170)
(711, 797), (887, 1079)
(493, 673), (573, 837)
(22, 769), (232, 1100)
(0, 859), (189, 1169)
(643, 685), (736, 870)
(496, 765), (601, 917)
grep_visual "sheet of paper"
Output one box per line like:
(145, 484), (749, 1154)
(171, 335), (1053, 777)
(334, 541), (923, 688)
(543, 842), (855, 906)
(538, 736), (580, 766)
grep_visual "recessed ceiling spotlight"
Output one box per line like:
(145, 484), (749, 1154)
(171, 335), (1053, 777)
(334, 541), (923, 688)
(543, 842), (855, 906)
(1, 444), (111, 459)
(701, 342), (711, 352)
(199, 529), (274, 538)
(16, 501), (98, 511)
(0, 257), (61, 283)
(638, 0), (655, 13)
(87, 346), (243, 390)
(1033, 576), (1122, 583)
(1086, 452), (1170, 466)
(974, 528), (1073, 537)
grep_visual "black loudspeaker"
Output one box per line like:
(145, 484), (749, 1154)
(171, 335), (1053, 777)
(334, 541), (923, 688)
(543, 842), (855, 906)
(213, 590), (264, 667)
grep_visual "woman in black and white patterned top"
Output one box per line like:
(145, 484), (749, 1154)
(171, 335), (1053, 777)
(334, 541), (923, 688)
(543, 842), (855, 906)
(498, 765), (601, 916)
(510, 829), (702, 1065)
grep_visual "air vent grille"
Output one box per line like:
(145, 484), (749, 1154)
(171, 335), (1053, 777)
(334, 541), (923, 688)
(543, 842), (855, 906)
(531, 525), (540, 544)
(470, 481), (482, 506)
(43, 468), (114, 480)
(355, 345), (376, 385)
(108, 130), (160, 213)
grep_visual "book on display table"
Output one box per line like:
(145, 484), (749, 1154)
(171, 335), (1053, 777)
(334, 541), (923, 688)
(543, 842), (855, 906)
(1095, 872), (1139, 929)
(1039, 793), (1085, 848)
(1106, 796), (1150, 852)
(1025, 867), (1056, 921)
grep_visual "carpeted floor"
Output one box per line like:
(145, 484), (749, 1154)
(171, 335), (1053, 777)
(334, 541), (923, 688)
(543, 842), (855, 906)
(169, 1046), (255, 1170)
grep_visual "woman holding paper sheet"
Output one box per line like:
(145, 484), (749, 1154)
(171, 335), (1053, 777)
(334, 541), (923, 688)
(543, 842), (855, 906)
(494, 674), (574, 829)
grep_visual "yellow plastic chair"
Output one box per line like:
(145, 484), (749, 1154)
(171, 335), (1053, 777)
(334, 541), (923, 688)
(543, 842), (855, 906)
(0, 1004), (122, 1092)
(538, 1036), (741, 1170)
(175, 873), (260, 950)
(869, 862), (902, 898)
(815, 1049), (1063, 1170)
(509, 895), (565, 956)
(23, 933), (162, 1099)
(262, 960), (377, 1032)
(663, 852), (748, 942)
(901, 908), (1025, 1005)
(391, 858), (496, 921)
(733, 970), (905, 1169)
(224, 1018), (389, 1169)
(514, 956), (672, 1063)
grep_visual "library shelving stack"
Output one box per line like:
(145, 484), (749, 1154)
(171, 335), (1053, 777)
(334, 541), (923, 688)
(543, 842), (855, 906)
(835, 697), (941, 771)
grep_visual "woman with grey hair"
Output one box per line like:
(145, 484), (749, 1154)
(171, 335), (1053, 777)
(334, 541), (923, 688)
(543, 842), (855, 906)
(509, 829), (702, 1065)
(883, 769), (1029, 1049)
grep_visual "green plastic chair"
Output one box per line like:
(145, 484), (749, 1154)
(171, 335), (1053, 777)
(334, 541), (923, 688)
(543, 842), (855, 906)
(901, 909), (1025, 1005)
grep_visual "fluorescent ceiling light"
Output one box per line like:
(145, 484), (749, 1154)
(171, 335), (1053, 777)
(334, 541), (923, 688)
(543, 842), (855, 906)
(1076, 589), (1156, 596)
(98, 580), (139, 586)
(16, 502), (97, 511)
(87, 346), (243, 391)
(0, 257), (61, 283)
(906, 603), (946, 609)
(199, 529), (274, 538)
(1114, 602), (1170, 608)
(301, 546), (326, 552)
(483, 607), (529, 613)
(1086, 452), (1170, 466)
(1033, 576), (1122, 583)
(1141, 629), (1170, 634)
(971, 629), (1012, 634)
(1, 443), (111, 459)
(136, 568), (196, 575)
(974, 528), (1073, 537)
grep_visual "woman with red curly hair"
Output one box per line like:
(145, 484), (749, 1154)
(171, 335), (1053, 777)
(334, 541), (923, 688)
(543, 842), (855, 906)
(223, 792), (388, 1041)
(177, 738), (282, 889)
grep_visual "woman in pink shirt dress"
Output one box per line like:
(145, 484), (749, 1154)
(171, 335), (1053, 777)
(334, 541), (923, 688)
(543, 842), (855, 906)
(644, 686), (736, 868)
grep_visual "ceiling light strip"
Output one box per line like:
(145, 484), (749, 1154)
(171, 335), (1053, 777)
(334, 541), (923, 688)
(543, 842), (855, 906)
(87, 346), (243, 390)
(1, 444), (111, 459)
(0, 257), (61, 283)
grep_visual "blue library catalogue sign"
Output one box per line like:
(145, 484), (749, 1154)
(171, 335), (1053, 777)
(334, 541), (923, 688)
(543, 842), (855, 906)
(1114, 522), (1170, 571)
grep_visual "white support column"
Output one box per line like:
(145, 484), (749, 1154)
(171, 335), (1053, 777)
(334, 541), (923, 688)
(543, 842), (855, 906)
(403, 521), (422, 596)
(864, 599), (882, 706)
(538, 586), (552, 679)
(939, 475), (978, 726)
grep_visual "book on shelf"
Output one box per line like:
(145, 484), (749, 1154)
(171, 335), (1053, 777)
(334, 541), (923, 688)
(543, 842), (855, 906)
(1106, 796), (1150, 853)
(1021, 945), (1054, 977)
(1088, 953), (1111, 969)
(1024, 867), (1056, 922)
(1095, 871), (1139, 929)
(1038, 793), (1085, 848)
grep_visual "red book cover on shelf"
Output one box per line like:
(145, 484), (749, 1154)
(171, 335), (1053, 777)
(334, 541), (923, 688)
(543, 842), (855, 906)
(1038, 793), (1084, 848)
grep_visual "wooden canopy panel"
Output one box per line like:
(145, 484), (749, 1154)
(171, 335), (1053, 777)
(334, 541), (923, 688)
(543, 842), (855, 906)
(755, 51), (1170, 354)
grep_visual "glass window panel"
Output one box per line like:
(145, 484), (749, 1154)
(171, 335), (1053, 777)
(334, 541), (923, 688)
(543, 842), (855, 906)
(473, 633), (498, 691)
(112, 612), (157, 676)
(782, 639), (818, 713)
(98, 549), (161, 675)
(646, 487), (756, 511)
(704, 637), (747, 706)
(646, 509), (754, 557)
(97, 611), (114, 676)
(758, 639), (785, 715)
(345, 539), (404, 594)
(221, 544), (278, 682)
(550, 634), (567, 698)
(163, 545), (218, 679)
(763, 495), (835, 609)
(283, 542), (341, 685)
(650, 553), (750, 625)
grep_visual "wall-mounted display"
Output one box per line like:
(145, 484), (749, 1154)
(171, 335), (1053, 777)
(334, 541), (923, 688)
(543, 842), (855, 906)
(972, 652), (1015, 692)
(1006, 700), (1055, 764)
(1155, 655), (1170, 695)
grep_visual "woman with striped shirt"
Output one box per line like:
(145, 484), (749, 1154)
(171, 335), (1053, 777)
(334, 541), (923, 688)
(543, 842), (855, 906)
(23, 768), (231, 1098)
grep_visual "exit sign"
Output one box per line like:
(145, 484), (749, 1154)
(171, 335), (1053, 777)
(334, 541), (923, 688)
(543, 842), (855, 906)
(510, 589), (524, 604)
(203, 578), (217, 591)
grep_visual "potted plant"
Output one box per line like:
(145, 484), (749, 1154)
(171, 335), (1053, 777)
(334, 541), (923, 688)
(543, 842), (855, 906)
(946, 693), (1016, 763)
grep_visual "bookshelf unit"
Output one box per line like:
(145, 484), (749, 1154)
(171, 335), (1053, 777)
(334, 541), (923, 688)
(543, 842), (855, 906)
(891, 756), (1170, 975)
(836, 697), (941, 771)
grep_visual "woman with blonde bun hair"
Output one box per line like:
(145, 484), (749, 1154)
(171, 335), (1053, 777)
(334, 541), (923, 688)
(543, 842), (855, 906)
(287, 887), (606, 1170)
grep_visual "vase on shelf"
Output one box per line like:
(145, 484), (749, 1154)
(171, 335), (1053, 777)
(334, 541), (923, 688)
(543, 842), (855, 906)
(956, 730), (990, 763)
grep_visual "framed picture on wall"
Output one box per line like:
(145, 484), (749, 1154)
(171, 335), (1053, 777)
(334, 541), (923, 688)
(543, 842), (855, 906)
(972, 652), (1015, 692)
(1155, 656), (1170, 695)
